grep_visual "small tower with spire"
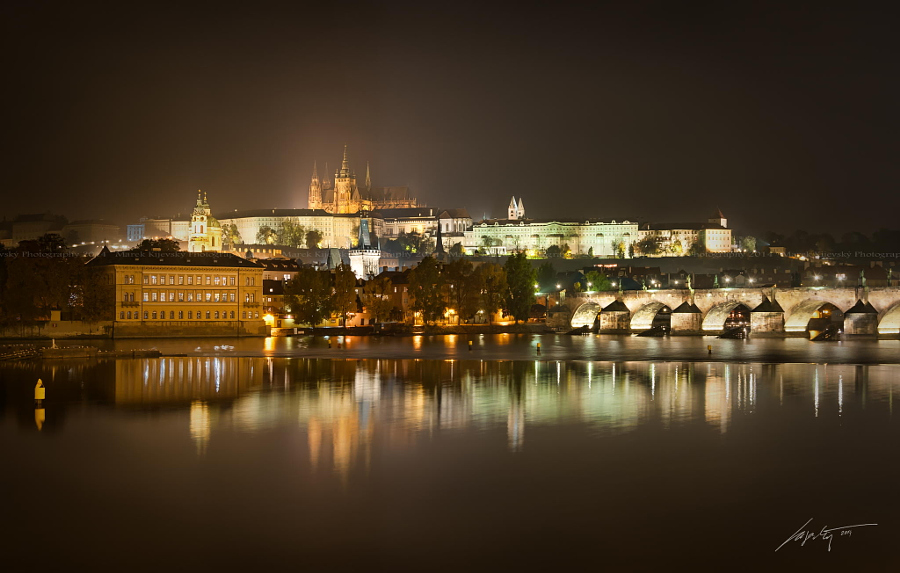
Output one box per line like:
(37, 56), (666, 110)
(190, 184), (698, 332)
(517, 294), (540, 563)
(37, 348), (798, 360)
(508, 196), (524, 220)
(308, 161), (322, 210)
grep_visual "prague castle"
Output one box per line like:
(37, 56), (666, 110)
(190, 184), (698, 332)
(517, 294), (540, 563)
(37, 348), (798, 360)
(308, 145), (418, 213)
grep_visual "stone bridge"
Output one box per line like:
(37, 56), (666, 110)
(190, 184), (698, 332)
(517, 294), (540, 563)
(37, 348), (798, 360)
(553, 287), (900, 337)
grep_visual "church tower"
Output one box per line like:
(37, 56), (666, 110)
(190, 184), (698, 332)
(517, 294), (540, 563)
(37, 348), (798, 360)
(332, 145), (358, 214)
(189, 190), (222, 253)
(508, 196), (519, 220)
(308, 161), (322, 209)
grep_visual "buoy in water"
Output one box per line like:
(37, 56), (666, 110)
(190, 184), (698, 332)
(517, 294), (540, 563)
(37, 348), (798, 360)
(34, 379), (45, 403)
(468, 340), (473, 351)
(707, 345), (712, 354)
(536, 342), (541, 353)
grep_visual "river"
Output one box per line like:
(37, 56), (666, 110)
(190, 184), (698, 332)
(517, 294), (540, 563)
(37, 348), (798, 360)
(1, 336), (898, 569)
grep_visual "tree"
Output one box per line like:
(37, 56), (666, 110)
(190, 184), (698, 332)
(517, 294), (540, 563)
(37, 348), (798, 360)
(688, 241), (706, 256)
(277, 221), (305, 248)
(444, 259), (480, 323)
(615, 240), (626, 258)
(305, 229), (323, 249)
(361, 275), (395, 323)
(583, 270), (611, 291)
(408, 256), (444, 325)
(670, 239), (683, 255)
(561, 243), (572, 258)
(475, 262), (505, 324)
(536, 261), (555, 291)
(587, 246), (594, 258)
(332, 264), (358, 326)
(628, 243), (635, 258)
(74, 266), (115, 325)
(284, 267), (334, 326)
(636, 236), (662, 256)
(449, 242), (465, 257)
(256, 226), (277, 245)
(740, 235), (757, 252)
(546, 245), (562, 258)
(222, 224), (242, 249)
(504, 252), (536, 323)
(130, 238), (180, 252)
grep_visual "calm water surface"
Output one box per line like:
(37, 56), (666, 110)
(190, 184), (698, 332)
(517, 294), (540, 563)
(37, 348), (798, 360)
(2, 338), (899, 570)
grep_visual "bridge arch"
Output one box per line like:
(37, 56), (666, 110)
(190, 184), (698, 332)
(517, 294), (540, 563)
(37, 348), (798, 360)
(702, 301), (753, 332)
(878, 303), (900, 335)
(630, 301), (671, 331)
(785, 300), (844, 333)
(570, 302), (602, 328)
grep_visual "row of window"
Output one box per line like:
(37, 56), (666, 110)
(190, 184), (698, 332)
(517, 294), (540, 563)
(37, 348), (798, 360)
(119, 310), (262, 320)
(123, 291), (258, 303)
(122, 274), (258, 286)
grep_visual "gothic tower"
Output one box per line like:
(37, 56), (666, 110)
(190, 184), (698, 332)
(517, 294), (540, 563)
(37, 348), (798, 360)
(308, 161), (322, 209)
(508, 196), (519, 220)
(333, 145), (357, 214)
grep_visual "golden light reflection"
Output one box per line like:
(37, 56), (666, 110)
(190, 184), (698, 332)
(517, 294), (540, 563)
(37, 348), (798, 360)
(190, 400), (210, 455)
(96, 357), (898, 476)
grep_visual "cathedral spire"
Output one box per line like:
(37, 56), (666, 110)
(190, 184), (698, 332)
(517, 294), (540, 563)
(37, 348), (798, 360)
(365, 161), (372, 192)
(311, 160), (319, 183)
(341, 144), (350, 173)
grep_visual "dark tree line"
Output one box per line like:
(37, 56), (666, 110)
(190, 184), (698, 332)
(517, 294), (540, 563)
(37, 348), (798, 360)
(0, 234), (114, 332)
(764, 229), (900, 255)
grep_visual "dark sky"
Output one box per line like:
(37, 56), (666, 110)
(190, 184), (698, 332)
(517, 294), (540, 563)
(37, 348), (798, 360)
(2, 1), (897, 234)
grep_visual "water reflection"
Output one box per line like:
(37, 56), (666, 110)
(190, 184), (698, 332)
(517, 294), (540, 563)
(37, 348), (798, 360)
(2, 358), (896, 466)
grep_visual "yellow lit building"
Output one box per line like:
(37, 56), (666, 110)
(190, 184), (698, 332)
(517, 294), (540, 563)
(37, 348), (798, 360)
(86, 246), (268, 337)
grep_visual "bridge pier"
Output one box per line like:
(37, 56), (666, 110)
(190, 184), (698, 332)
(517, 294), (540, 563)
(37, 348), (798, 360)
(750, 296), (785, 336)
(599, 300), (631, 333)
(843, 300), (878, 337)
(670, 302), (702, 334)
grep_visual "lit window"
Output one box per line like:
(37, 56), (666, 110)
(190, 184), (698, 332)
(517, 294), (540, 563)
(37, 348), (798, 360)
(188, 276), (193, 285)
(206, 311), (211, 319)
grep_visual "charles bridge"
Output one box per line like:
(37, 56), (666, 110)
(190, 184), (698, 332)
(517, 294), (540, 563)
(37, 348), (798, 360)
(551, 286), (900, 337)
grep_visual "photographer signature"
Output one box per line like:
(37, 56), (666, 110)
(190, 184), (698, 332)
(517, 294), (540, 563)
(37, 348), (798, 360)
(776, 518), (877, 552)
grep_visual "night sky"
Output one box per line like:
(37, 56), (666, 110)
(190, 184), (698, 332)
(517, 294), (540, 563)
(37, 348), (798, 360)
(3, 1), (897, 234)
